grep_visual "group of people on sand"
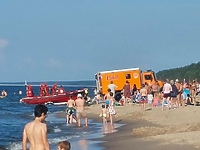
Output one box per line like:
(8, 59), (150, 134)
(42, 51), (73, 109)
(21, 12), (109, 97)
(160, 79), (200, 110)
(22, 92), (88, 150)
(132, 79), (199, 111)
(95, 79), (200, 113)
(128, 78), (200, 111)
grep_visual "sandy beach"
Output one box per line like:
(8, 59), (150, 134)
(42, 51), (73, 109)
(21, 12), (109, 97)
(58, 103), (200, 150)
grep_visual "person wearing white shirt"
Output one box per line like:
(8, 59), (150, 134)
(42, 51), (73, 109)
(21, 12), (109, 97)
(162, 79), (172, 111)
(108, 81), (117, 96)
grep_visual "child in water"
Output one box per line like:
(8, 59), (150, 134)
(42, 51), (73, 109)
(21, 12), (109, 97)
(108, 92), (116, 124)
(101, 104), (108, 124)
(58, 140), (71, 150)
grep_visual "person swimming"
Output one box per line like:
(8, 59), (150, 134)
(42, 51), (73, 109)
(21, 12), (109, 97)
(1, 90), (7, 97)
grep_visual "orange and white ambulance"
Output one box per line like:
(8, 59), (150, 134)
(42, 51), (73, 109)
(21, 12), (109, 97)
(95, 68), (163, 95)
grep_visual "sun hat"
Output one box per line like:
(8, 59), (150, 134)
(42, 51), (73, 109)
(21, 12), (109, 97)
(77, 93), (82, 98)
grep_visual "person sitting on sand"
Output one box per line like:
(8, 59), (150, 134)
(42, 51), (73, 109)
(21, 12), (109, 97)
(58, 140), (71, 150)
(135, 90), (140, 103)
(95, 92), (104, 104)
(182, 83), (192, 106)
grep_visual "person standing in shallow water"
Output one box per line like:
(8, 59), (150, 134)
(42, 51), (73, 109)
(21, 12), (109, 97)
(75, 93), (88, 127)
(108, 92), (116, 124)
(66, 95), (76, 124)
(22, 104), (50, 150)
(58, 140), (71, 150)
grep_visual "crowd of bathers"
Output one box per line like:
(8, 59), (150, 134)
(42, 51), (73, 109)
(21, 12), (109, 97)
(94, 79), (200, 112)
(125, 79), (200, 111)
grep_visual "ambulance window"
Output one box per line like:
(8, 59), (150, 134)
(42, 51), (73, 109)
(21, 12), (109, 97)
(126, 74), (131, 79)
(145, 75), (152, 80)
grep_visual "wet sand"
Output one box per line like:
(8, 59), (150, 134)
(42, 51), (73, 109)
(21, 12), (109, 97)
(58, 103), (200, 150)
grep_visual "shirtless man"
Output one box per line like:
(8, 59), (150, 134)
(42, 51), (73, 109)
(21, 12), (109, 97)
(22, 104), (50, 150)
(66, 95), (76, 124)
(75, 93), (88, 127)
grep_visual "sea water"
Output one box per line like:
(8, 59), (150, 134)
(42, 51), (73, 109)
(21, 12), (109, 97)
(0, 81), (122, 150)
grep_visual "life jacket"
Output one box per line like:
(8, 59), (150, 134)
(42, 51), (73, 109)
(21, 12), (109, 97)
(26, 85), (33, 97)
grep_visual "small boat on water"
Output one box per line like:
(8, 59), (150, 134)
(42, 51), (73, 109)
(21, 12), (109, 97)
(20, 83), (88, 105)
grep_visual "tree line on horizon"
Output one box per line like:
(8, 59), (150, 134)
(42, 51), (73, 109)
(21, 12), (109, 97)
(156, 62), (200, 83)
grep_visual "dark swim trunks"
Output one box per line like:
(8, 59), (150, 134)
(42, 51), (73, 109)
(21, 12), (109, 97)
(66, 107), (75, 115)
(163, 93), (171, 98)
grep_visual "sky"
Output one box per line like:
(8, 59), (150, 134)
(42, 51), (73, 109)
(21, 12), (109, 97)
(0, 0), (200, 82)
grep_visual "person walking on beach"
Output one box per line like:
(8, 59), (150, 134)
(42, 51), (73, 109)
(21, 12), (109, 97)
(66, 95), (76, 124)
(75, 93), (88, 127)
(22, 104), (50, 150)
(58, 140), (71, 150)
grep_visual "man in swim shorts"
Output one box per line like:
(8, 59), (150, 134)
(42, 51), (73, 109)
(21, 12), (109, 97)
(66, 95), (76, 124)
(75, 93), (88, 127)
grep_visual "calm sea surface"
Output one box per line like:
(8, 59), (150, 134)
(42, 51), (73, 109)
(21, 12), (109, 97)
(0, 81), (120, 150)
